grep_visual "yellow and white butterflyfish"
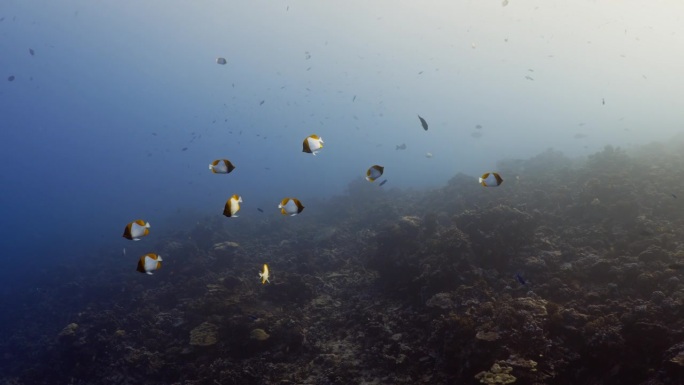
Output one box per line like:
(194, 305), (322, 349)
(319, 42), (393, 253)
(259, 263), (270, 284)
(208, 159), (235, 174)
(479, 172), (503, 187)
(122, 220), (150, 241)
(302, 134), (324, 155)
(366, 165), (384, 182)
(223, 194), (242, 217)
(137, 253), (162, 275)
(278, 197), (305, 216)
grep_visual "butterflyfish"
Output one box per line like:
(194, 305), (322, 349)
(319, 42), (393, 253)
(479, 172), (503, 187)
(137, 253), (162, 275)
(209, 159), (236, 174)
(259, 263), (270, 284)
(122, 220), (150, 241)
(223, 194), (242, 217)
(302, 134), (324, 155)
(216, 57), (227, 65)
(278, 197), (305, 216)
(366, 165), (384, 182)
(418, 115), (428, 131)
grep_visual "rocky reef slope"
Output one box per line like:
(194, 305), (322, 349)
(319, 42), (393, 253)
(2, 142), (684, 384)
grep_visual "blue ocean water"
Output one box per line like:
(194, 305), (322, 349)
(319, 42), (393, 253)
(1, 1), (684, 382)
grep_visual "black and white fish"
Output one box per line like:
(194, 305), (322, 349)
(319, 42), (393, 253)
(366, 165), (384, 182)
(123, 220), (150, 241)
(479, 172), (503, 187)
(209, 159), (236, 174)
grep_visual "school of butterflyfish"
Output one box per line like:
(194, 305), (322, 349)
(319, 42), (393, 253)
(121, 119), (505, 282)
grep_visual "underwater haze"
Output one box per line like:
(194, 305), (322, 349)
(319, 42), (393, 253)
(2, 1), (684, 384)
(2, 1), (683, 265)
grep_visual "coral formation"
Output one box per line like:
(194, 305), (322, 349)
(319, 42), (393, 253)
(189, 322), (218, 346)
(475, 363), (516, 384)
(249, 328), (270, 341)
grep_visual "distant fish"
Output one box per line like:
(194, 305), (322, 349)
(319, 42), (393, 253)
(182, 147), (188, 151)
(515, 273), (526, 285)
(425, 152), (433, 158)
(366, 165), (384, 182)
(259, 100), (265, 105)
(396, 143), (407, 150)
(122, 248), (126, 256)
(502, 0), (509, 6)
(209, 159), (236, 174)
(122, 220), (150, 241)
(418, 115), (429, 131)
(216, 57), (227, 65)
(302, 134), (324, 155)
(479, 172), (503, 187)
(475, 124), (482, 129)
(223, 194), (242, 217)
(137, 253), (162, 275)
(525, 75), (534, 81)
(257, 208), (264, 213)
(278, 197), (305, 216)
(352, 95), (356, 102)
(671, 193), (678, 199)
(379, 179), (388, 187)
(259, 263), (270, 284)
(7, 75), (15, 82)
(29, 48), (34, 56)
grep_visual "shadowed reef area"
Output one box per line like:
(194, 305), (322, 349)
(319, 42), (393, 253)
(3, 140), (684, 385)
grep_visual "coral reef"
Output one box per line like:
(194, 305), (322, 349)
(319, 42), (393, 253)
(3, 141), (684, 384)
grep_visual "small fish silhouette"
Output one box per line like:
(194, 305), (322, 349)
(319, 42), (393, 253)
(515, 273), (526, 285)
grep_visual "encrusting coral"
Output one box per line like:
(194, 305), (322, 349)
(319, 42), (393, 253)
(189, 322), (218, 346)
(475, 363), (516, 384)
